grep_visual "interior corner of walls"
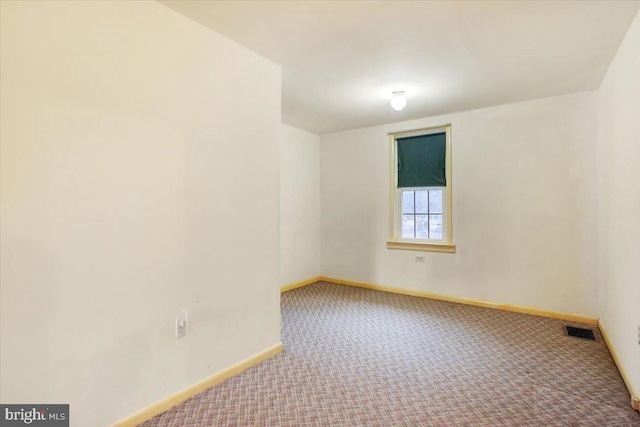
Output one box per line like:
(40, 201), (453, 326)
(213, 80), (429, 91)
(280, 121), (322, 286)
(320, 90), (609, 319)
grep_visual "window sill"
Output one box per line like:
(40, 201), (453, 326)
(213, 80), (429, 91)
(386, 241), (456, 253)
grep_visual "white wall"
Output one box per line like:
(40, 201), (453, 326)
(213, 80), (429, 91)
(321, 92), (598, 316)
(280, 125), (321, 285)
(596, 11), (640, 399)
(0, 2), (281, 426)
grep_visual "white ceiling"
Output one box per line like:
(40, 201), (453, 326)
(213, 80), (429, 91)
(161, 1), (640, 135)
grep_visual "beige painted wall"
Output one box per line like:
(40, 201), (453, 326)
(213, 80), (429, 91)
(596, 11), (640, 399)
(0, 2), (281, 426)
(280, 125), (321, 285)
(321, 92), (598, 317)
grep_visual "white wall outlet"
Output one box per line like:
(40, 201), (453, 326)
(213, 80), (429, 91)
(415, 255), (425, 262)
(176, 311), (187, 338)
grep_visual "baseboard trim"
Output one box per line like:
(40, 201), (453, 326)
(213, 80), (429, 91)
(110, 342), (284, 427)
(319, 276), (599, 325)
(281, 276), (322, 293)
(598, 319), (640, 411)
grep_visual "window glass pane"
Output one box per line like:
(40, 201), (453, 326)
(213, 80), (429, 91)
(416, 215), (428, 238)
(429, 189), (443, 214)
(429, 214), (443, 240)
(415, 191), (428, 213)
(402, 215), (415, 238)
(402, 191), (414, 214)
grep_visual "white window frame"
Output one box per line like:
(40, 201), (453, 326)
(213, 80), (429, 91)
(387, 124), (455, 253)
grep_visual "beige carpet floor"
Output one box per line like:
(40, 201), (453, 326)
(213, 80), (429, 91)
(141, 281), (640, 426)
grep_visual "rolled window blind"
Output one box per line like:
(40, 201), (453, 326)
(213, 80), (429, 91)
(397, 132), (446, 188)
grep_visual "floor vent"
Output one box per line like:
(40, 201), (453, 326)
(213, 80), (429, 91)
(565, 326), (596, 341)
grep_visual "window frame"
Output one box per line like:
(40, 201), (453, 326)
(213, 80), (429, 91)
(387, 124), (455, 253)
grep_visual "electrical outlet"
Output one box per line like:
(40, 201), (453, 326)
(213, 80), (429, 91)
(415, 255), (425, 263)
(176, 312), (187, 338)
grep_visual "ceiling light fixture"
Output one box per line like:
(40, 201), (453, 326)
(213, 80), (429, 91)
(390, 91), (407, 111)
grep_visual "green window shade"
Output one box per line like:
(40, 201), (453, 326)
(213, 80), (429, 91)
(397, 132), (446, 188)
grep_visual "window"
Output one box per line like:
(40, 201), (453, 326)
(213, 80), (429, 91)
(387, 125), (455, 253)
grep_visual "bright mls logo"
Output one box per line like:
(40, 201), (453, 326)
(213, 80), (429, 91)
(0, 405), (68, 426)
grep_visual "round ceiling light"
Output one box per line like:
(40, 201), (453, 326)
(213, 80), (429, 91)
(390, 91), (407, 111)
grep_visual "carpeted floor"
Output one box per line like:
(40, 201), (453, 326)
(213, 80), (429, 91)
(141, 281), (640, 426)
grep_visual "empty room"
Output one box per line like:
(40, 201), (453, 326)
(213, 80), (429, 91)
(1, 1), (639, 426)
